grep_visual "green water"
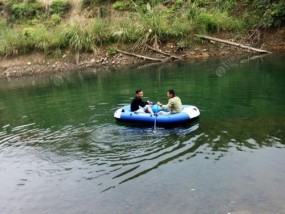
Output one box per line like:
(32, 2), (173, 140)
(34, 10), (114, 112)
(0, 53), (285, 214)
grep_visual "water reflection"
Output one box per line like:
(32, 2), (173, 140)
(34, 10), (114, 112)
(0, 119), (202, 192)
(1, 53), (285, 213)
(1, 112), (284, 192)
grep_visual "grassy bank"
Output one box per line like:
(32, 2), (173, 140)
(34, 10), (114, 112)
(0, 0), (284, 59)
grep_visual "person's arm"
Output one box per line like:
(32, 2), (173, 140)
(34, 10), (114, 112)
(140, 100), (147, 107)
(161, 99), (173, 110)
(157, 99), (172, 110)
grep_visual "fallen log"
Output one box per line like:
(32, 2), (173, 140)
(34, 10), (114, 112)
(195, 34), (272, 54)
(145, 44), (182, 60)
(116, 49), (166, 62)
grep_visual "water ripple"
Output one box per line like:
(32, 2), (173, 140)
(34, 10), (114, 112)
(1, 117), (285, 192)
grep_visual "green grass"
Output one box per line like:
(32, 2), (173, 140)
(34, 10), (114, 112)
(0, 0), (283, 58)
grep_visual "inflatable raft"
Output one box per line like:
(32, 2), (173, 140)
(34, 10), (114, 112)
(114, 104), (200, 127)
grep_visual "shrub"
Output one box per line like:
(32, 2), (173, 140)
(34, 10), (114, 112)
(89, 19), (112, 45)
(243, 0), (285, 28)
(50, 13), (61, 25)
(0, 28), (32, 56)
(112, 1), (130, 11)
(112, 17), (143, 43)
(107, 47), (116, 56)
(50, 0), (71, 16)
(194, 9), (241, 33)
(81, 0), (100, 9)
(65, 24), (94, 53)
(9, 1), (43, 20)
(138, 3), (168, 40)
(22, 25), (50, 52)
(167, 15), (193, 39)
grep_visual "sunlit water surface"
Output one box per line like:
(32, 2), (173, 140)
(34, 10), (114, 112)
(0, 53), (285, 214)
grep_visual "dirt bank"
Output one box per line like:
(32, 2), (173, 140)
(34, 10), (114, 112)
(1, 28), (284, 80)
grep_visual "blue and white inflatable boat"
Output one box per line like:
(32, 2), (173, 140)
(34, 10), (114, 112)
(114, 104), (200, 127)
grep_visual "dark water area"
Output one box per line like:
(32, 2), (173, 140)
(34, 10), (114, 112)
(0, 53), (285, 214)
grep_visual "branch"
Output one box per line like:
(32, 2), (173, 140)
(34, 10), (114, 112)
(116, 49), (166, 62)
(145, 44), (182, 60)
(195, 34), (272, 54)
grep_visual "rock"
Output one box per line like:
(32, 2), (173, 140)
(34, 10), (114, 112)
(202, 52), (209, 57)
(113, 30), (124, 37)
(4, 71), (10, 77)
(90, 58), (95, 63)
(27, 62), (31, 65)
(62, 54), (66, 58)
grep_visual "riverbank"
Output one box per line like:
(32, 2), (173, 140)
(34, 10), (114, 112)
(1, 27), (285, 80)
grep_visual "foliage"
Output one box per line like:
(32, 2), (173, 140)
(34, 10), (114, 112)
(112, 17), (143, 43)
(0, 0), (284, 57)
(107, 47), (117, 56)
(89, 19), (112, 45)
(50, 0), (71, 16)
(137, 3), (168, 39)
(8, 1), (43, 20)
(65, 24), (94, 53)
(50, 13), (61, 25)
(244, 0), (285, 28)
(112, 1), (130, 11)
(195, 9), (242, 33)
(81, 0), (114, 9)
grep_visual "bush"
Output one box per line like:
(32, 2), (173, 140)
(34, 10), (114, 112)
(0, 27), (32, 56)
(189, 7), (242, 33)
(50, 13), (61, 25)
(65, 24), (94, 53)
(9, 1), (43, 20)
(81, 0), (100, 9)
(138, 3), (168, 39)
(167, 15), (193, 39)
(112, 1), (130, 11)
(22, 25), (50, 52)
(243, 0), (285, 28)
(0, 0), (5, 11)
(89, 19), (112, 45)
(50, 0), (71, 16)
(112, 17), (143, 43)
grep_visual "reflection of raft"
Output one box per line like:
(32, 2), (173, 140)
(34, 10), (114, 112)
(114, 104), (200, 127)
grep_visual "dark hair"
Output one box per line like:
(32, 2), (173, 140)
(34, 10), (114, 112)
(136, 89), (142, 94)
(167, 89), (175, 97)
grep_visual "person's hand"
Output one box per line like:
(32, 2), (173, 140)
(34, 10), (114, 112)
(157, 101), (162, 106)
(147, 101), (153, 105)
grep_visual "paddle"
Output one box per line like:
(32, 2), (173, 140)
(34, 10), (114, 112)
(153, 104), (158, 132)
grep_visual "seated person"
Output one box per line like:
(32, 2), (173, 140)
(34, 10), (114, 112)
(131, 89), (154, 114)
(157, 89), (182, 114)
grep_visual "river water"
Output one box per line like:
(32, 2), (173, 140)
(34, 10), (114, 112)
(0, 53), (285, 214)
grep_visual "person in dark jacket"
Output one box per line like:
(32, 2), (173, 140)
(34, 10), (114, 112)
(131, 89), (154, 114)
